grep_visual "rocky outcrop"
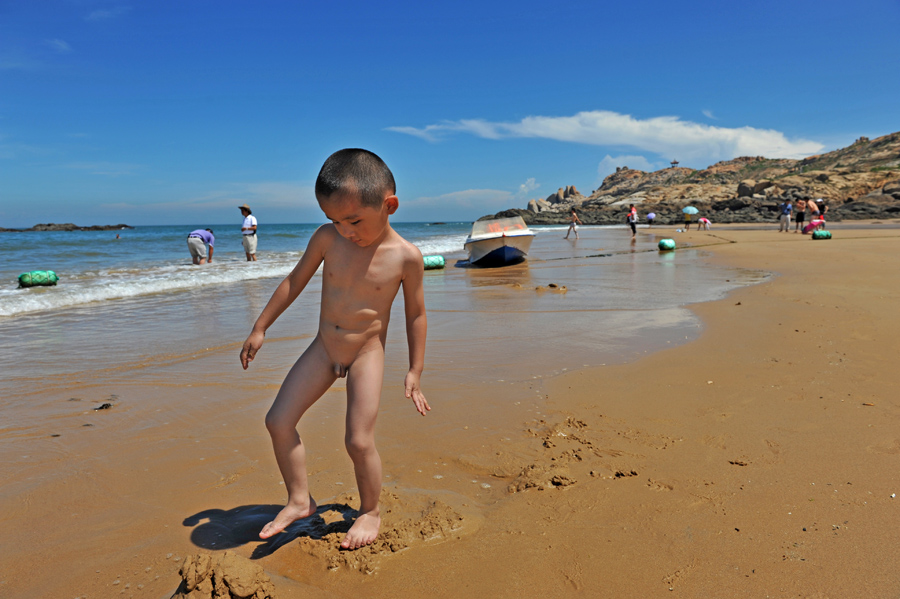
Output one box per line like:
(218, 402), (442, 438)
(529, 185), (585, 212)
(0, 223), (134, 232)
(481, 131), (900, 224)
(737, 180), (756, 197)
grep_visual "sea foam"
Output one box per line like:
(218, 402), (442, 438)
(0, 255), (299, 317)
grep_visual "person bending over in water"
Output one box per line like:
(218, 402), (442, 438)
(240, 148), (430, 550)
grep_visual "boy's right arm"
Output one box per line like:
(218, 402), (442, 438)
(240, 226), (332, 369)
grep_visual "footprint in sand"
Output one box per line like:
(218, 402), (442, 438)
(867, 439), (900, 455)
(647, 479), (674, 491)
(701, 434), (727, 450)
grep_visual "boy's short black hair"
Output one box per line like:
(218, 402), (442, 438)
(315, 149), (396, 208)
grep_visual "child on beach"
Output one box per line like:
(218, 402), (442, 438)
(240, 148), (430, 550)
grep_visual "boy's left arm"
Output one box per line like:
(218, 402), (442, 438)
(402, 249), (430, 416)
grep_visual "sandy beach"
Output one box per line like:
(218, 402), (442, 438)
(3, 222), (900, 598)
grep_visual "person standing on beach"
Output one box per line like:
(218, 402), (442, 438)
(808, 197), (821, 222)
(239, 204), (258, 261)
(794, 198), (807, 233)
(240, 148), (430, 551)
(187, 228), (215, 265)
(564, 208), (582, 239)
(778, 200), (792, 232)
(626, 204), (638, 239)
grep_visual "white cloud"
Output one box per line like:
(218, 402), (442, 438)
(702, 109), (718, 120)
(86, 6), (131, 21)
(596, 155), (663, 181)
(384, 125), (444, 142)
(45, 39), (72, 53)
(517, 177), (539, 197)
(389, 110), (824, 161)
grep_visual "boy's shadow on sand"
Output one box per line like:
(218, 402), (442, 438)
(182, 503), (356, 559)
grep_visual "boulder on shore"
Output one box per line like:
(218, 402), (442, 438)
(737, 180), (756, 197)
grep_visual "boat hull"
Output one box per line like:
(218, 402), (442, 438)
(464, 234), (534, 266)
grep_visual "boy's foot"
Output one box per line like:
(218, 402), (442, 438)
(259, 496), (317, 539)
(340, 511), (381, 550)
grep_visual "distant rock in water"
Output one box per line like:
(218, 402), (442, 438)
(0, 223), (134, 232)
(482, 130), (900, 225)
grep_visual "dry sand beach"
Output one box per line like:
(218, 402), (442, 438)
(3, 223), (900, 598)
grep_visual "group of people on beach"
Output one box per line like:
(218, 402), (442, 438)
(564, 204), (661, 241)
(777, 197), (828, 233)
(228, 152), (841, 554)
(186, 204), (259, 265)
(681, 212), (711, 231)
(565, 205), (713, 241)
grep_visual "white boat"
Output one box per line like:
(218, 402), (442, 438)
(464, 216), (536, 266)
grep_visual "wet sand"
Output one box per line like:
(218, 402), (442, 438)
(2, 224), (900, 598)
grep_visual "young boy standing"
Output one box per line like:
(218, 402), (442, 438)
(240, 149), (430, 550)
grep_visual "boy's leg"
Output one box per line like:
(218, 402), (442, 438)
(260, 336), (338, 539)
(342, 346), (385, 550)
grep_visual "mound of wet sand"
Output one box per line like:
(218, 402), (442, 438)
(173, 552), (275, 599)
(289, 489), (467, 574)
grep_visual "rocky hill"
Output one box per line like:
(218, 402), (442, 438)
(483, 131), (900, 224)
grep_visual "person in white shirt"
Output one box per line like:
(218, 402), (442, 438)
(239, 204), (258, 261)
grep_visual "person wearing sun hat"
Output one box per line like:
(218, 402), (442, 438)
(239, 203), (258, 261)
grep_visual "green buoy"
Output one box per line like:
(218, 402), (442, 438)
(18, 270), (60, 287)
(423, 255), (445, 270)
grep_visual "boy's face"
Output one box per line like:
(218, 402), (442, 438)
(319, 193), (398, 247)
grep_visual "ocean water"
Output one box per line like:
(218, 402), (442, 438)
(0, 222), (769, 410)
(0, 222), (472, 317)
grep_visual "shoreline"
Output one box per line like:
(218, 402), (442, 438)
(294, 225), (900, 597)
(359, 225), (900, 598)
(3, 224), (899, 597)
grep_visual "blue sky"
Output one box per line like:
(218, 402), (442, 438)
(2, 0), (899, 227)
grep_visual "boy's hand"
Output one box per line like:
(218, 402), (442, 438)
(240, 330), (265, 370)
(404, 371), (430, 416)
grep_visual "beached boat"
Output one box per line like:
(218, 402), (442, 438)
(464, 216), (535, 266)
